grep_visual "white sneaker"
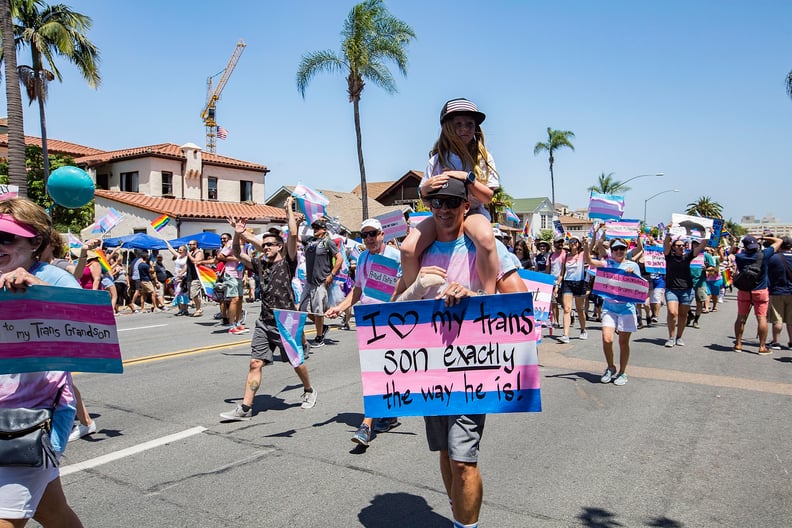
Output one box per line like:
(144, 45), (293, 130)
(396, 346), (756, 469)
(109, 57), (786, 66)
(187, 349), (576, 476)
(674, 338), (686, 347)
(600, 367), (616, 383)
(613, 373), (628, 386)
(664, 339), (676, 348)
(68, 421), (97, 442)
(579, 331), (588, 340)
(558, 335), (570, 344)
(300, 388), (318, 409)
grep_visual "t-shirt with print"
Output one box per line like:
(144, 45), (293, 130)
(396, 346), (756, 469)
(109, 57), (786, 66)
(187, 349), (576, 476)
(304, 236), (339, 286)
(602, 258), (641, 315)
(252, 251), (297, 325)
(355, 244), (401, 305)
(419, 236), (517, 292)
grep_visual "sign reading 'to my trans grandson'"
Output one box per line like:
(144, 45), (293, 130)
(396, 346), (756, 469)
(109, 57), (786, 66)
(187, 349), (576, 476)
(353, 292), (541, 418)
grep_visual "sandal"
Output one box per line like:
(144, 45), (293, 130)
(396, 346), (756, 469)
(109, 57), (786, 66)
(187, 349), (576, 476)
(192, 310), (203, 317)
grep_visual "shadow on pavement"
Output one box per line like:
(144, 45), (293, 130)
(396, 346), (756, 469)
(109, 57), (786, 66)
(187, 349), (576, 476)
(312, 411), (364, 428)
(577, 507), (685, 527)
(359, 492), (448, 527)
(545, 371), (602, 384)
(704, 343), (737, 353)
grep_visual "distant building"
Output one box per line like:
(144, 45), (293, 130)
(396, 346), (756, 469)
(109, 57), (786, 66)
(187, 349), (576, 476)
(741, 214), (792, 238)
(351, 170), (423, 210)
(511, 197), (555, 236)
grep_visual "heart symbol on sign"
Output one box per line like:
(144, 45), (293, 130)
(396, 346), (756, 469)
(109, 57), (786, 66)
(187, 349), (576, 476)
(388, 311), (419, 339)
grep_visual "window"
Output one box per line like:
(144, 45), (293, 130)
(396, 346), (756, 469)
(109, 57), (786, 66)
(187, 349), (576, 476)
(161, 171), (173, 196)
(240, 180), (252, 202)
(120, 171), (139, 192)
(133, 228), (147, 234)
(96, 173), (109, 190)
(541, 215), (550, 229)
(207, 177), (218, 200)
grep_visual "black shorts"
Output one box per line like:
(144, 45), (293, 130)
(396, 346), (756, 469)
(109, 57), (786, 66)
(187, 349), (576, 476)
(561, 280), (587, 297)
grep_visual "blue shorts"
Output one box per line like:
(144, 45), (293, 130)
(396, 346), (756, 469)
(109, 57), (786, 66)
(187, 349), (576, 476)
(665, 288), (693, 305)
(707, 280), (724, 295)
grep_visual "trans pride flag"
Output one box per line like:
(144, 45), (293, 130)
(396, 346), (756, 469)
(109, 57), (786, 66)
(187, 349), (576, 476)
(293, 184), (328, 224)
(588, 192), (625, 220)
(274, 309), (307, 367)
(91, 208), (123, 234)
(150, 214), (171, 232)
(196, 265), (217, 297)
(504, 207), (520, 225)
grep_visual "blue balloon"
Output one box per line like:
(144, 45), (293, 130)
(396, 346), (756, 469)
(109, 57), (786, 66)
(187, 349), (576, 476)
(48, 166), (95, 208)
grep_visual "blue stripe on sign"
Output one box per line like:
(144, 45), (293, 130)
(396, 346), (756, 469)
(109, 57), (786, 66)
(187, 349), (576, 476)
(0, 357), (124, 375)
(362, 388), (541, 418)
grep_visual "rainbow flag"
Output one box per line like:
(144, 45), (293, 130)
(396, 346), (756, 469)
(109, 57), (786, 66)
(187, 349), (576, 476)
(722, 268), (733, 286)
(94, 249), (112, 273)
(523, 218), (531, 237)
(196, 264), (217, 297)
(150, 214), (171, 232)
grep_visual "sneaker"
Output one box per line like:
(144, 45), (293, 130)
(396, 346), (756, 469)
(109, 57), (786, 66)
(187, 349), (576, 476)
(768, 342), (782, 350)
(600, 367), (616, 384)
(311, 335), (325, 348)
(558, 335), (570, 344)
(664, 339), (676, 348)
(613, 373), (628, 386)
(213, 312), (223, 320)
(68, 421), (97, 442)
(373, 417), (401, 433)
(692, 321), (700, 329)
(300, 388), (318, 409)
(341, 322), (351, 331)
(675, 338), (686, 347)
(219, 405), (252, 421)
(235, 325), (250, 335)
(352, 424), (372, 446)
(579, 331), (588, 340)
(650, 316), (658, 324)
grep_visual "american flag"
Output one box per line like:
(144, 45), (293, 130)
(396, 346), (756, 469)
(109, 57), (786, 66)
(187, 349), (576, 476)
(217, 126), (228, 140)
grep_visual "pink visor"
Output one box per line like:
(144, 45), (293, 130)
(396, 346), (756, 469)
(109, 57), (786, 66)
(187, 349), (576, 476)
(0, 214), (38, 237)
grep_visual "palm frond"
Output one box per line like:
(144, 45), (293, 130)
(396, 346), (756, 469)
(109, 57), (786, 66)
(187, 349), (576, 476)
(296, 50), (346, 97)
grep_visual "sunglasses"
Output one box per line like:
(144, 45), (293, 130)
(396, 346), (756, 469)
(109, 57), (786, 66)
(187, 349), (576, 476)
(262, 242), (280, 248)
(673, 244), (685, 248)
(0, 232), (22, 245)
(611, 247), (627, 251)
(361, 231), (380, 239)
(428, 197), (463, 210)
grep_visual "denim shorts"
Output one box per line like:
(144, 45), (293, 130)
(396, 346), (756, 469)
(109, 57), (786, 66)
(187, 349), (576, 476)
(665, 288), (693, 305)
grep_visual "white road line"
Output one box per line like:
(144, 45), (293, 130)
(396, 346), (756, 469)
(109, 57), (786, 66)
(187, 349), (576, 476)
(117, 324), (168, 332)
(60, 426), (207, 476)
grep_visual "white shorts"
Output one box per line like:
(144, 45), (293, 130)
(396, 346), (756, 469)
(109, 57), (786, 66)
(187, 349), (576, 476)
(601, 311), (637, 333)
(0, 464), (60, 519)
(650, 288), (665, 305)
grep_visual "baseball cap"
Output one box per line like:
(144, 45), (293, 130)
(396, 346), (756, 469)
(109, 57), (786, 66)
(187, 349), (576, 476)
(361, 218), (382, 232)
(492, 227), (506, 238)
(439, 98), (486, 125)
(553, 235), (565, 243)
(742, 235), (759, 251)
(610, 239), (628, 249)
(0, 214), (37, 237)
(423, 178), (468, 201)
(311, 219), (327, 229)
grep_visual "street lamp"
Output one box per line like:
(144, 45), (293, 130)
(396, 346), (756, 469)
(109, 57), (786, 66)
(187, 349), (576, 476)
(644, 188), (680, 224)
(615, 172), (664, 191)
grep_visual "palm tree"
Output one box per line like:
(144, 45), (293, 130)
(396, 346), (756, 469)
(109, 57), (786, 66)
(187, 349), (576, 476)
(14, 0), (100, 185)
(1, 0), (26, 195)
(587, 172), (631, 194)
(686, 196), (723, 218)
(488, 186), (514, 222)
(533, 127), (575, 215)
(296, 0), (414, 221)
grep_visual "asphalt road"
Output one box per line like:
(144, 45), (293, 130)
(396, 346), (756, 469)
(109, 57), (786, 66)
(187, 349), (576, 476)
(35, 293), (792, 527)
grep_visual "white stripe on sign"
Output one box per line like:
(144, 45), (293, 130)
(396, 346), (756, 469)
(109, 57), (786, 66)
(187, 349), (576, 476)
(117, 324), (168, 332)
(60, 426), (206, 476)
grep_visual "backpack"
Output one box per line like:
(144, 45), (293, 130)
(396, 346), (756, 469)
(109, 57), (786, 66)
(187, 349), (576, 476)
(733, 250), (764, 292)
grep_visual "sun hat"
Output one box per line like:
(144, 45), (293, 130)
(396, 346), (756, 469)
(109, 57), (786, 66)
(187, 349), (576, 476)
(0, 214), (38, 237)
(440, 98), (486, 125)
(361, 218), (382, 232)
(610, 239), (628, 249)
(742, 235), (759, 251)
(423, 178), (468, 201)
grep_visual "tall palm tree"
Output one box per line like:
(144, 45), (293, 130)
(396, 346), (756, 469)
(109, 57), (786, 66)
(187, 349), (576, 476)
(1, 0), (26, 195)
(296, 0), (414, 221)
(686, 196), (723, 218)
(533, 127), (575, 215)
(14, 0), (100, 185)
(587, 171), (631, 194)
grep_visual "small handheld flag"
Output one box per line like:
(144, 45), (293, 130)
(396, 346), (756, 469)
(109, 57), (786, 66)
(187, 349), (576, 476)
(151, 214), (171, 232)
(94, 249), (112, 273)
(196, 265), (217, 297)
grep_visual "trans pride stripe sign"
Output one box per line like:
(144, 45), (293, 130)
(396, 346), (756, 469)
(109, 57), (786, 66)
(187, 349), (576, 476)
(0, 286), (122, 374)
(643, 245), (666, 273)
(591, 267), (649, 303)
(362, 253), (400, 302)
(604, 219), (641, 240)
(353, 293), (541, 418)
(517, 269), (555, 323)
(374, 210), (408, 242)
(588, 192), (625, 220)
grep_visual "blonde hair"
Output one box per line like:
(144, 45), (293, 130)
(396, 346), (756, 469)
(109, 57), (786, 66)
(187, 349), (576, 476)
(0, 198), (53, 257)
(431, 119), (497, 183)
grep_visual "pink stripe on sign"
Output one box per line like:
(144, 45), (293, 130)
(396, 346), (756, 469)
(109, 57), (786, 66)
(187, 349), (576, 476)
(0, 342), (122, 359)
(360, 365), (540, 396)
(2, 300), (115, 325)
(357, 318), (537, 351)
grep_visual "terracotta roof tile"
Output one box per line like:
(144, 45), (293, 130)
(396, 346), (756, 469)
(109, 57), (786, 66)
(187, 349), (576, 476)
(95, 189), (286, 221)
(0, 134), (105, 157)
(76, 143), (267, 172)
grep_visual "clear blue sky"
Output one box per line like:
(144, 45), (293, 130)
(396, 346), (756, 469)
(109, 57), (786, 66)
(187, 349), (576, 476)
(5, 0), (791, 224)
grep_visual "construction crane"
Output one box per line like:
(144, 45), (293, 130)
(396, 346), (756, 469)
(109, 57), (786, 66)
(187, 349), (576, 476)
(200, 39), (246, 153)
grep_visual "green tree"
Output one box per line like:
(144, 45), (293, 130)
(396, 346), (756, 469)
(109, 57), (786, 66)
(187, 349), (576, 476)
(533, 127), (575, 214)
(0, 144), (93, 231)
(685, 195), (723, 219)
(587, 172), (631, 194)
(488, 187), (514, 223)
(14, 0), (100, 184)
(296, 0), (414, 221)
(723, 218), (746, 239)
(1, 0), (27, 195)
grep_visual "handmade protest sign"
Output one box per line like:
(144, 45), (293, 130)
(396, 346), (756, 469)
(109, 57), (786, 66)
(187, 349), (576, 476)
(374, 210), (408, 242)
(517, 269), (555, 322)
(643, 245), (666, 274)
(591, 267), (649, 303)
(0, 286), (122, 374)
(353, 292), (541, 418)
(362, 253), (400, 302)
(0, 184), (19, 201)
(708, 218), (724, 248)
(604, 219), (641, 240)
(670, 214), (713, 240)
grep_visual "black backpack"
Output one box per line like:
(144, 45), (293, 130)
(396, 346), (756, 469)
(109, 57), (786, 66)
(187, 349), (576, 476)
(733, 251), (764, 291)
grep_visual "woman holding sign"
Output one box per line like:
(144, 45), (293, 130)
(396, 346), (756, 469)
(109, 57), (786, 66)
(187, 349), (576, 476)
(583, 236), (641, 386)
(663, 233), (704, 348)
(0, 198), (84, 526)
